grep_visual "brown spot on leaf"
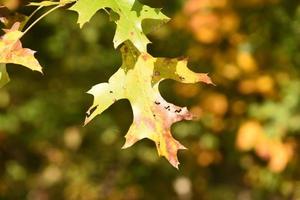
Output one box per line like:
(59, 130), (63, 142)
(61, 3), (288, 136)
(154, 71), (160, 76)
(142, 54), (150, 61)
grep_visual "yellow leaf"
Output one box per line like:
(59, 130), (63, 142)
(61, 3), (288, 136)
(0, 22), (43, 73)
(85, 42), (213, 168)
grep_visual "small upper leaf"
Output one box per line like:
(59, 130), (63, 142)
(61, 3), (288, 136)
(85, 42), (213, 168)
(69, 0), (169, 52)
(0, 22), (43, 73)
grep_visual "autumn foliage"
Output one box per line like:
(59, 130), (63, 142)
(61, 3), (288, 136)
(1, 0), (300, 199)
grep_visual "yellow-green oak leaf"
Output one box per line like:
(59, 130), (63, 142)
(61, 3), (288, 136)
(69, 0), (169, 52)
(85, 42), (213, 168)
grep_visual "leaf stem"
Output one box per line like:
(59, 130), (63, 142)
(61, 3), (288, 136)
(28, 6), (43, 22)
(22, 5), (61, 37)
(22, 6), (43, 31)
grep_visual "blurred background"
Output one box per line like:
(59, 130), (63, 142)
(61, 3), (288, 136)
(1, 0), (300, 199)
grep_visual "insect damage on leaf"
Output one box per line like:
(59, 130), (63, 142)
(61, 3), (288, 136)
(85, 42), (213, 168)
(69, 0), (169, 52)
(0, 22), (43, 73)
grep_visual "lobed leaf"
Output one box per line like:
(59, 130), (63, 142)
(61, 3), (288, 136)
(85, 42), (213, 168)
(0, 22), (43, 73)
(69, 0), (169, 52)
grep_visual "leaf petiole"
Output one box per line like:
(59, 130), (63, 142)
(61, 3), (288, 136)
(27, 6), (43, 23)
(22, 4), (61, 37)
(22, 6), (43, 32)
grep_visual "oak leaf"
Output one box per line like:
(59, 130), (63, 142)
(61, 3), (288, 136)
(85, 42), (212, 168)
(0, 22), (43, 73)
(69, 0), (169, 52)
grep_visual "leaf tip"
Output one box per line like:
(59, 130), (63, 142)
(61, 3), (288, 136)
(83, 118), (90, 126)
(173, 162), (180, 170)
(36, 67), (43, 74)
(198, 73), (215, 85)
(122, 136), (138, 149)
(169, 158), (181, 169)
(121, 142), (131, 149)
(78, 22), (85, 29)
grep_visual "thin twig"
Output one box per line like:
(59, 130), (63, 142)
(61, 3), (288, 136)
(28, 6), (43, 21)
(22, 4), (61, 37)
(22, 6), (43, 31)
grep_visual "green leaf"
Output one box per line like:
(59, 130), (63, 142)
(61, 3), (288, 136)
(85, 42), (212, 168)
(69, 0), (169, 52)
(0, 64), (10, 88)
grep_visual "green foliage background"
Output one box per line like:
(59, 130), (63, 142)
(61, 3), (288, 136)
(1, 0), (300, 199)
